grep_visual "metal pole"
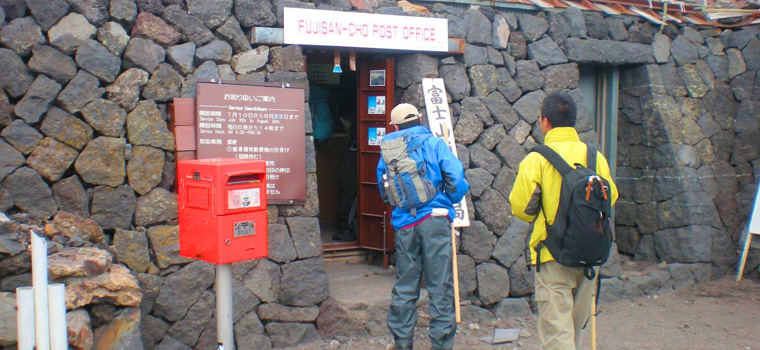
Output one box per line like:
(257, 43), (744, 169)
(16, 287), (35, 350)
(31, 230), (50, 350)
(216, 264), (234, 350)
(48, 284), (67, 350)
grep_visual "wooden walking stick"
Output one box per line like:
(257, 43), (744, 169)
(451, 225), (461, 323)
(590, 294), (597, 350)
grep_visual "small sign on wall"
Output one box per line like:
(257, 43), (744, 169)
(368, 127), (385, 146)
(368, 96), (386, 114)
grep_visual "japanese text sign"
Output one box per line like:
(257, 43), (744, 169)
(422, 78), (471, 228)
(284, 8), (449, 52)
(196, 82), (306, 204)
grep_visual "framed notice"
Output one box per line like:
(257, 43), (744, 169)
(367, 127), (385, 146)
(367, 96), (385, 114)
(196, 82), (306, 204)
(369, 70), (386, 86)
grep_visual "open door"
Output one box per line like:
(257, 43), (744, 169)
(357, 58), (394, 267)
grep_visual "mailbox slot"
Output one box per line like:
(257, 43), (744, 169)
(227, 173), (262, 185)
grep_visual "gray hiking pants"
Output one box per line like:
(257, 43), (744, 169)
(387, 215), (457, 350)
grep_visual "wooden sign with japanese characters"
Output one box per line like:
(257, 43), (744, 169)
(196, 82), (306, 204)
(422, 78), (471, 228)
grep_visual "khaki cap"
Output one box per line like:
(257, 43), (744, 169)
(390, 103), (420, 125)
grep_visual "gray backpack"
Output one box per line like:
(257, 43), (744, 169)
(380, 132), (437, 217)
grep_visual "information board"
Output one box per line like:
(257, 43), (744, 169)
(422, 78), (470, 228)
(196, 82), (306, 204)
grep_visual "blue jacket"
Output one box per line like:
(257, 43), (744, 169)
(377, 125), (469, 230)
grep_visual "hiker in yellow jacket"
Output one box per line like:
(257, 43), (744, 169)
(509, 92), (618, 350)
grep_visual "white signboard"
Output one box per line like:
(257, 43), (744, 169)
(284, 8), (449, 52)
(422, 78), (470, 228)
(750, 184), (760, 235)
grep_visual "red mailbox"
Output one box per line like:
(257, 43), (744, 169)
(178, 158), (268, 264)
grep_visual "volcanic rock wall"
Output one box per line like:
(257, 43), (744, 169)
(0, 0), (758, 348)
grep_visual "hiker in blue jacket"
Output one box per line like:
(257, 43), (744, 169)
(377, 103), (469, 350)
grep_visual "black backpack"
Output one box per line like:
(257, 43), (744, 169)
(530, 143), (613, 280)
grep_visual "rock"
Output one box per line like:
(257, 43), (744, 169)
(286, 217), (321, 259)
(66, 0), (109, 27)
(0, 16), (45, 56)
(463, 44), (487, 68)
(542, 63), (579, 92)
(280, 257), (329, 307)
(57, 71), (104, 114)
(461, 220), (493, 263)
(678, 64), (708, 99)
(25, 0), (68, 31)
(187, 0), (232, 29)
(627, 21), (654, 44)
(26, 137), (78, 182)
(742, 38), (760, 71)
(706, 55), (729, 81)
(147, 225), (191, 268)
(113, 229), (150, 273)
(154, 261), (215, 322)
(735, 101), (760, 134)
(92, 308), (142, 349)
(473, 189), (511, 233)
(2, 119), (42, 155)
(508, 32), (527, 60)
(0, 48), (32, 98)
(265, 322), (320, 348)
(462, 96), (493, 126)
(493, 14), (511, 49)
(232, 279), (261, 323)
(97, 22), (130, 56)
(136, 0), (164, 15)
(66, 265), (141, 308)
(52, 210), (103, 243)
(123, 37), (165, 73)
(51, 176), (89, 217)
(440, 64), (470, 101)
(67, 309), (94, 350)
(259, 303), (320, 323)
(126, 100), (176, 151)
(0, 139), (24, 182)
(90, 185), (136, 230)
(583, 11), (607, 39)
(166, 43), (196, 75)
(487, 46), (504, 66)
(0, 292), (16, 346)
(466, 168), (494, 198)
(652, 34), (671, 64)
(107, 68), (150, 111)
(110, 0), (137, 23)
(235, 0), (276, 27)
(267, 223), (297, 263)
(243, 259), (281, 303)
(494, 297), (531, 318)
(136, 273), (163, 315)
(514, 60), (543, 92)
(231, 46), (269, 74)
(726, 48), (746, 80)
(565, 38), (655, 65)
(155, 335), (191, 350)
(670, 35), (698, 66)
(163, 5), (214, 46)
(317, 298), (367, 339)
(133, 12), (181, 46)
(527, 38), (567, 68)
(484, 92), (518, 129)
(518, 14), (548, 43)
(74, 136), (126, 187)
(469, 143), (500, 174)
(195, 39), (232, 64)
(508, 259), (533, 296)
(76, 39), (121, 82)
(14, 75), (61, 124)
(492, 220), (529, 267)
(606, 17), (627, 41)
(453, 111), (482, 145)
(456, 254), (477, 297)
(28, 45), (76, 83)
(563, 8), (586, 38)
(81, 99), (127, 138)
(464, 8), (491, 45)
(468, 64), (497, 97)
(48, 246), (111, 279)
(270, 45), (305, 72)
(134, 187), (177, 227)
(547, 12), (570, 45)
(168, 291), (214, 347)
(2, 167), (57, 218)
(40, 108), (93, 150)
(513, 90), (546, 124)
(127, 146), (165, 196)
(143, 63), (182, 102)
(216, 16), (251, 53)
(496, 68), (521, 103)
(235, 311), (272, 350)
(0, 92), (10, 127)
(476, 262), (510, 305)
(396, 53), (438, 88)
(731, 71), (755, 101)
(729, 27), (759, 49)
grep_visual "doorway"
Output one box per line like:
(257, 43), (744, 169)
(306, 50), (395, 266)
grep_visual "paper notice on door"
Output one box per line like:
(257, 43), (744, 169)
(228, 188), (261, 209)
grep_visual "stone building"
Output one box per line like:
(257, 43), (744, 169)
(0, 0), (759, 348)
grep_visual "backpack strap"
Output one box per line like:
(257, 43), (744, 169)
(530, 145), (574, 176)
(586, 143), (598, 170)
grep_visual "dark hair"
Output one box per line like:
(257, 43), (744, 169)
(540, 92), (577, 128)
(397, 117), (421, 130)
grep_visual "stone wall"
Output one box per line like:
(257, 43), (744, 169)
(0, 0), (759, 348)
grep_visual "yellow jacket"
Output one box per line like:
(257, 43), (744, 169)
(509, 127), (618, 265)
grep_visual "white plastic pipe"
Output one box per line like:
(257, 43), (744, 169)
(31, 230), (50, 350)
(48, 284), (67, 350)
(16, 287), (35, 350)
(216, 264), (234, 350)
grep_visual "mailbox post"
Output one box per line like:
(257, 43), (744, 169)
(178, 159), (269, 350)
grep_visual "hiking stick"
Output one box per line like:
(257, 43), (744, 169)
(590, 294), (597, 350)
(451, 225), (461, 323)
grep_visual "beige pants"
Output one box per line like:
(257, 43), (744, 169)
(534, 261), (597, 350)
